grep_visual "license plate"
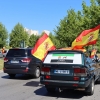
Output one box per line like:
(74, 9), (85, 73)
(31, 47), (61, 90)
(11, 60), (19, 63)
(54, 70), (69, 74)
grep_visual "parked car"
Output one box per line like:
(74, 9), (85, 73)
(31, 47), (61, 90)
(0, 51), (3, 58)
(3, 48), (42, 78)
(40, 50), (100, 95)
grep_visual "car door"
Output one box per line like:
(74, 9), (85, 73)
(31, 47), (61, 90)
(86, 56), (98, 78)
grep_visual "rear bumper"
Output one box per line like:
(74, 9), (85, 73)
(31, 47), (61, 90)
(3, 68), (35, 75)
(40, 77), (91, 89)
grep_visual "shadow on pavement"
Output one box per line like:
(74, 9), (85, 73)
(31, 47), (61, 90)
(1, 74), (34, 80)
(34, 86), (86, 99)
(23, 81), (43, 87)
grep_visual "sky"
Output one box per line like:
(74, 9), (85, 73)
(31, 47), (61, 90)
(0, 0), (91, 34)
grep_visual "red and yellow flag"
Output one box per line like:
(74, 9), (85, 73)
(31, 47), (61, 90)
(72, 25), (100, 49)
(90, 49), (97, 58)
(31, 33), (56, 61)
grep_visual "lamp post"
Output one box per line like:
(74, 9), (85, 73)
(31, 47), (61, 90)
(20, 40), (25, 48)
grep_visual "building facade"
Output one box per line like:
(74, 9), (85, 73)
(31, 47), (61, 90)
(24, 28), (39, 36)
(42, 30), (50, 35)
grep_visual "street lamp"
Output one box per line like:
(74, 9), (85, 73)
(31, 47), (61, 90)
(20, 40), (25, 48)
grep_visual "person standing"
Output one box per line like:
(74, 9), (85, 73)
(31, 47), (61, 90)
(2, 47), (5, 55)
(90, 48), (99, 62)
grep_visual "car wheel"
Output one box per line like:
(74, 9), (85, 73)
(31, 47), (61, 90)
(8, 74), (16, 77)
(45, 86), (56, 93)
(85, 78), (94, 95)
(31, 67), (40, 78)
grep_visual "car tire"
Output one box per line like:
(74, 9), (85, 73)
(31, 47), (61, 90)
(85, 78), (94, 95)
(8, 74), (16, 77)
(45, 86), (56, 93)
(31, 67), (40, 78)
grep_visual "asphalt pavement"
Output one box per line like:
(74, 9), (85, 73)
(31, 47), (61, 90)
(0, 72), (100, 100)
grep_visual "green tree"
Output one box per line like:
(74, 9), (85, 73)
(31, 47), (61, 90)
(54, 9), (82, 47)
(82, 0), (100, 28)
(0, 22), (8, 48)
(54, 0), (100, 50)
(82, 0), (100, 51)
(49, 33), (60, 48)
(96, 0), (100, 5)
(28, 34), (39, 47)
(9, 23), (29, 48)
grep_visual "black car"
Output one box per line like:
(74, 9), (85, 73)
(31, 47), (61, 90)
(40, 50), (100, 95)
(3, 48), (42, 78)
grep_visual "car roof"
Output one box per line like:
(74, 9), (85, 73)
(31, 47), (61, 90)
(48, 50), (84, 54)
(9, 48), (32, 50)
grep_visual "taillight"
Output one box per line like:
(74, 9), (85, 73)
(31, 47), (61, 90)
(73, 84), (78, 87)
(41, 67), (50, 75)
(74, 68), (87, 76)
(23, 67), (29, 72)
(21, 58), (31, 63)
(4, 58), (8, 62)
(73, 76), (79, 81)
(45, 75), (51, 79)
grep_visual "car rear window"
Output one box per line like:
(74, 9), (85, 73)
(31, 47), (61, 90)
(27, 49), (32, 56)
(44, 52), (83, 64)
(6, 49), (27, 57)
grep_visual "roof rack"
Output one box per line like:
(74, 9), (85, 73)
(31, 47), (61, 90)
(58, 47), (86, 52)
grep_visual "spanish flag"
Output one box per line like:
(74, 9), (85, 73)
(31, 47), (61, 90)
(72, 25), (100, 49)
(31, 33), (56, 61)
(90, 49), (97, 58)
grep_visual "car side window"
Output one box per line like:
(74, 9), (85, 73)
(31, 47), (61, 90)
(86, 57), (92, 63)
(85, 55), (92, 65)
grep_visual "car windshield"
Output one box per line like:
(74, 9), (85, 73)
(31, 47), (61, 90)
(44, 51), (83, 65)
(6, 49), (27, 57)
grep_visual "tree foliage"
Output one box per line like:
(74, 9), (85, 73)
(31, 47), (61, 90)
(2, 0), (100, 51)
(49, 33), (60, 48)
(28, 34), (39, 47)
(82, 0), (100, 51)
(54, 0), (100, 51)
(9, 23), (29, 48)
(0, 22), (8, 48)
(54, 9), (83, 47)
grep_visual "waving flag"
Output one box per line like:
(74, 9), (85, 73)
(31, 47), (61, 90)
(31, 33), (56, 61)
(72, 25), (100, 49)
(90, 49), (97, 58)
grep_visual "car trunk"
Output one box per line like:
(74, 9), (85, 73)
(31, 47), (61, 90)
(4, 49), (29, 69)
(45, 64), (76, 81)
(42, 50), (84, 81)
